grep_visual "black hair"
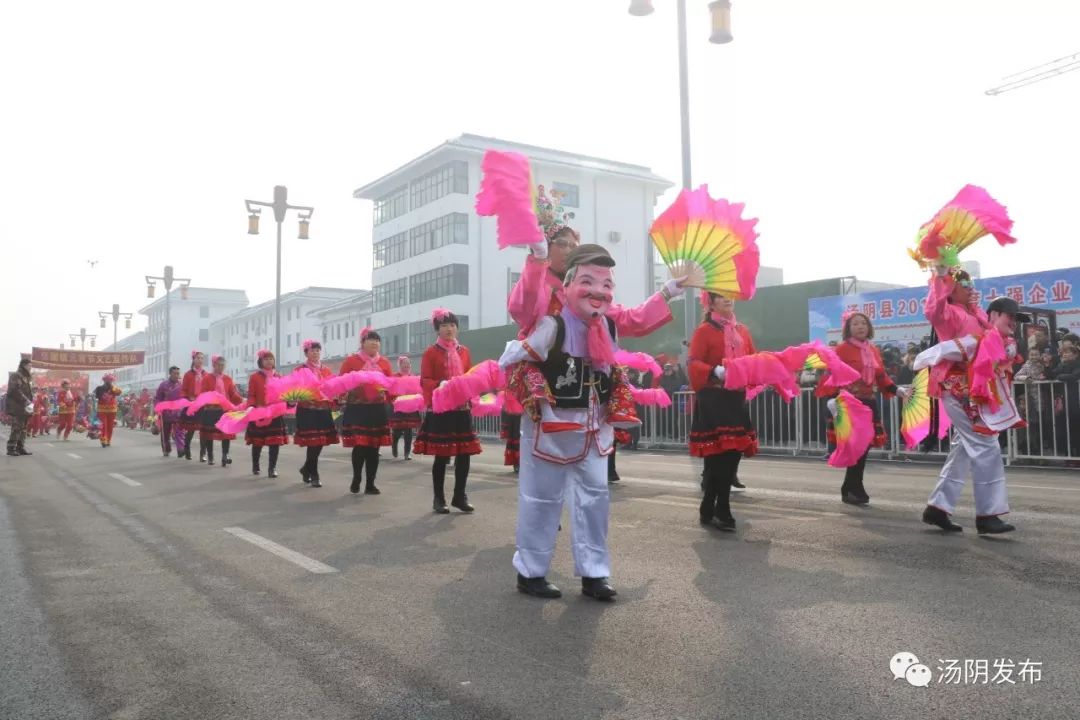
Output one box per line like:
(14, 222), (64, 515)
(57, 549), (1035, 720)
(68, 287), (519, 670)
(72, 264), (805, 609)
(257, 353), (274, 369)
(842, 313), (875, 341)
(362, 331), (382, 343)
(432, 312), (459, 332)
(190, 352), (204, 371)
(169, 366), (180, 373)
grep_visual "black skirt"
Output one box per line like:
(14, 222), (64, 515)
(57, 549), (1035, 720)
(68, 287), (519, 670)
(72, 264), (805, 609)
(245, 415), (289, 446)
(197, 406), (234, 441)
(413, 409), (481, 458)
(389, 408), (422, 430)
(689, 387), (758, 458)
(294, 405), (339, 447)
(500, 411), (521, 466)
(340, 403), (391, 448)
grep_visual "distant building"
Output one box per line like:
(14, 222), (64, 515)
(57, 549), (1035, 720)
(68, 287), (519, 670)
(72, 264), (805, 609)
(354, 133), (673, 357)
(209, 287), (363, 376)
(307, 291), (375, 363)
(101, 331), (148, 389)
(138, 287), (248, 389)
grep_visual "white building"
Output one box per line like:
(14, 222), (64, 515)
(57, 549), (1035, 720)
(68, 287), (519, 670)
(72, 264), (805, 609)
(353, 133), (673, 355)
(209, 287), (362, 375)
(307, 291), (375, 362)
(99, 331), (148, 390)
(139, 288), (248, 389)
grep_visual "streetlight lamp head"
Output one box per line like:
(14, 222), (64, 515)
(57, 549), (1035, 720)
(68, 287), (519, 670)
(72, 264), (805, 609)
(298, 217), (310, 240)
(90, 338), (96, 348)
(100, 317), (107, 329)
(628, 0), (654, 16)
(125, 318), (131, 329)
(147, 284), (156, 298)
(180, 285), (189, 301)
(248, 211), (261, 235)
(709, 0), (733, 44)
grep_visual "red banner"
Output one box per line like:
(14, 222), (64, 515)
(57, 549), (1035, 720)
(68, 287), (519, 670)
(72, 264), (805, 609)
(31, 347), (145, 370)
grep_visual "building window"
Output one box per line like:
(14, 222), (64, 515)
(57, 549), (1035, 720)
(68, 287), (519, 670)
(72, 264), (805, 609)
(409, 315), (469, 353)
(552, 182), (579, 208)
(409, 264), (469, 304)
(322, 326), (328, 343)
(409, 160), (468, 210)
(287, 335), (292, 348)
(409, 213), (468, 256)
(199, 329), (209, 341)
(199, 305), (210, 318)
(295, 332), (300, 346)
(373, 231), (409, 269)
(374, 184), (409, 225)
(380, 324), (407, 356)
(373, 277), (409, 311)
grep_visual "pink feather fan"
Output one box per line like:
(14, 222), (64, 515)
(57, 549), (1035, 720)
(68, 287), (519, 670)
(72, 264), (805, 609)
(614, 350), (663, 378)
(432, 359), (506, 413)
(474, 150), (543, 249)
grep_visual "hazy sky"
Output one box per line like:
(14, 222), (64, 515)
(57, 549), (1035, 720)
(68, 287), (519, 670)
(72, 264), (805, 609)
(2, 0), (1078, 366)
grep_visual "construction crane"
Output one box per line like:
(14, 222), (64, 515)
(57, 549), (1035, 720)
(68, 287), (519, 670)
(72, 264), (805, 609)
(985, 51), (1080, 95)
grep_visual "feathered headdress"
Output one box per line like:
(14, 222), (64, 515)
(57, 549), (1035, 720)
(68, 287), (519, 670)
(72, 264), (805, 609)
(431, 308), (453, 323)
(535, 184), (576, 240)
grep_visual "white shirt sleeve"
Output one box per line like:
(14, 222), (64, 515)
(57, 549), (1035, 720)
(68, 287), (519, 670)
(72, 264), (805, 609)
(498, 315), (559, 367)
(912, 335), (979, 371)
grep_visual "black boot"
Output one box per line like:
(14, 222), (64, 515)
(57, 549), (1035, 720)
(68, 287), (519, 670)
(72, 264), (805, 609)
(268, 464), (278, 479)
(451, 494), (474, 512)
(252, 447), (261, 476)
(300, 464), (312, 484)
(517, 573), (561, 598)
(310, 472), (322, 488)
(976, 515), (1016, 534)
(581, 577), (617, 601)
(922, 505), (963, 532)
(350, 476), (362, 494)
(433, 497), (450, 514)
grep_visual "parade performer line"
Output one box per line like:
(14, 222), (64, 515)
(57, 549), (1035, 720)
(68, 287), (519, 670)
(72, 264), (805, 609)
(223, 527), (338, 574)
(108, 472), (141, 487)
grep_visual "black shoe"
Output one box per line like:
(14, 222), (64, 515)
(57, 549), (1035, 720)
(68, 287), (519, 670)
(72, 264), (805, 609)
(253, 463), (261, 476)
(842, 492), (869, 506)
(199, 453), (206, 463)
(17, 448), (32, 456)
(699, 514), (713, 525)
(922, 506), (963, 532)
(513, 464), (519, 474)
(712, 516), (736, 532)
(300, 466), (312, 484)
(268, 466), (278, 479)
(608, 474), (620, 484)
(221, 455), (229, 468)
(225, 456), (232, 465)
(433, 498), (450, 514)
(350, 477), (362, 494)
(976, 516), (1016, 535)
(451, 495), (474, 512)
(391, 447), (398, 458)
(731, 477), (746, 489)
(517, 574), (562, 598)
(184, 450), (192, 460)
(6, 450), (17, 456)
(365, 485), (381, 495)
(581, 577), (617, 601)
(310, 475), (322, 488)
(163, 451), (171, 457)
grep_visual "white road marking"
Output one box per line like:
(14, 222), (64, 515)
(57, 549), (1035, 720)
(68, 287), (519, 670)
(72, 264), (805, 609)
(65, 453), (82, 460)
(45, 443), (55, 448)
(223, 527), (339, 574)
(108, 472), (141, 487)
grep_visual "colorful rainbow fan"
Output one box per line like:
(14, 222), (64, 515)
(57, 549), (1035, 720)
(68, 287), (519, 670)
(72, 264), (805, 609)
(267, 369), (323, 404)
(802, 353), (826, 372)
(908, 184), (1016, 270)
(900, 368), (931, 450)
(471, 393), (504, 417)
(649, 185), (760, 300)
(828, 390), (875, 468)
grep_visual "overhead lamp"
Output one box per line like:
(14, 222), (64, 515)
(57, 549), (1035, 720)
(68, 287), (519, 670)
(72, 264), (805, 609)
(709, 0), (733, 44)
(628, 0), (654, 16)
(248, 211), (261, 235)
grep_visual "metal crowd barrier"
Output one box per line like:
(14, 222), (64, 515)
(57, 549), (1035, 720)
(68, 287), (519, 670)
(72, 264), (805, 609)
(473, 381), (1079, 468)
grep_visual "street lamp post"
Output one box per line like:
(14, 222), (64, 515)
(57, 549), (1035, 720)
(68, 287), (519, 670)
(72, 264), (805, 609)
(98, 304), (134, 350)
(629, 0), (734, 360)
(145, 266), (192, 380)
(245, 186), (314, 363)
(68, 328), (98, 350)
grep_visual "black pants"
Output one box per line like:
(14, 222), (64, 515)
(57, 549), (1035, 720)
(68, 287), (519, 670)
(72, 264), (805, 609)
(841, 451), (869, 497)
(608, 447), (618, 478)
(251, 444), (279, 470)
(392, 428), (413, 457)
(351, 446), (380, 485)
(203, 438), (230, 460)
(701, 451), (742, 521)
(302, 446), (323, 478)
(184, 431), (205, 459)
(432, 455), (470, 501)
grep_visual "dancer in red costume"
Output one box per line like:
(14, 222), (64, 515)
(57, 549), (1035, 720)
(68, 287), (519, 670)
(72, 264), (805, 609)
(295, 340), (339, 488)
(55, 380), (77, 440)
(180, 350), (208, 461)
(93, 374), (122, 447)
(198, 355), (244, 467)
(389, 356), (421, 460)
(246, 350), (288, 478)
(338, 328), (393, 495)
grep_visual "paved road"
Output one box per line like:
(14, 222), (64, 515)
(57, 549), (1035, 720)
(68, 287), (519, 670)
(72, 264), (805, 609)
(2, 429), (1078, 719)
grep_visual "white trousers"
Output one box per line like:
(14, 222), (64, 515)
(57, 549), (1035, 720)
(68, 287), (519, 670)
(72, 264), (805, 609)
(513, 415), (611, 579)
(927, 394), (1010, 517)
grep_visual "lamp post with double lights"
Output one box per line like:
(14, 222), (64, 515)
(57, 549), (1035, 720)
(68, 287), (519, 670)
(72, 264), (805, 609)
(628, 0), (734, 358)
(69, 328), (97, 350)
(98, 304), (134, 350)
(245, 185), (314, 363)
(145, 265), (192, 380)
